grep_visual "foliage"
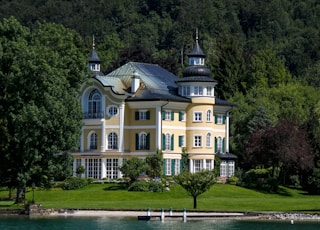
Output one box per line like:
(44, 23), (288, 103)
(240, 168), (279, 192)
(128, 180), (165, 192)
(119, 158), (149, 184)
(306, 168), (320, 195)
(0, 17), (86, 203)
(76, 166), (86, 175)
(146, 150), (163, 179)
(62, 177), (88, 190)
(174, 170), (215, 209)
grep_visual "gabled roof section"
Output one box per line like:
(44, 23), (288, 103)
(95, 62), (189, 102)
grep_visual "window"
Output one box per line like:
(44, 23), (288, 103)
(107, 106), (118, 117)
(215, 114), (225, 124)
(162, 133), (174, 150)
(108, 132), (118, 150)
(90, 133), (97, 150)
(194, 112), (202, 122)
(136, 133), (150, 150)
(205, 160), (212, 170)
(220, 160), (227, 177)
(85, 158), (101, 179)
(106, 159), (118, 179)
(206, 133), (212, 147)
(215, 136), (223, 153)
(194, 160), (202, 172)
(194, 135), (202, 147)
(163, 110), (173, 121)
(179, 111), (186, 121)
(206, 110), (212, 122)
(182, 86), (190, 96)
(165, 159), (172, 176)
(76, 159), (82, 176)
(165, 111), (171, 120)
(88, 89), (102, 118)
(175, 160), (180, 175)
(135, 110), (150, 120)
(206, 86), (212, 96)
(194, 86), (203, 96)
(178, 135), (185, 147)
(219, 160), (235, 177)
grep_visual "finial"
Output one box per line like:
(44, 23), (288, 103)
(196, 28), (199, 43)
(92, 35), (95, 50)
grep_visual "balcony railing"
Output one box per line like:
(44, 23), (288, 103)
(83, 112), (104, 119)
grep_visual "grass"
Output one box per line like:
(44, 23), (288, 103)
(1, 183), (320, 212)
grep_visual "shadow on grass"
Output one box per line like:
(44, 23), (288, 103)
(103, 183), (128, 191)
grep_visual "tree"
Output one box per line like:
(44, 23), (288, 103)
(0, 17), (86, 203)
(120, 157), (149, 184)
(245, 120), (314, 184)
(146, 150), (163, 179)
(174, 170), (215, 209)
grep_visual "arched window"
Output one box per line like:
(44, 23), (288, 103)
(135, 132), (150, 150)
(88, 89), (101, 118)
(215, 136), (223, 153)
(206, 133), (212, 147)
(165, 133), (171, 150)
(206, 110), (212, 122)
(108, 132), (118, 150)
(90, 133), (97, 150)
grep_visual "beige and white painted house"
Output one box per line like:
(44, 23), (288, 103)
(72, 35), (237, 180)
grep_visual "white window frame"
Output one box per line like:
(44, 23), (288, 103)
(216, 114), (223, 124)
(106, 158), (119, 179)
(165, 133), (171, 150)
(108, 132), (118, 150)
(194, 160), (202, 172)
(206, 110), (212, 122)
(166, 159), (172, 176)
(139, 110), (147, 120)
(89, 132), (97, 150)
(179, 135), (185, 147)
(206, 133), (212, 148)
(206, 86), (212, 96)
(217, 136), (223, 153)
(194, 112), (202, 122)
(175, 160), (180, 175)
(165, 110), (172, 120)
(180, 111), (186, 121)
(194, 135), (202, 147)
(139, 132), (147, 150)
(107, 105), (118, 117)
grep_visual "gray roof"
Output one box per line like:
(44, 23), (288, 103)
(188, 40), (205, 57)
(89, 49), (101, 63)
(216, 152), (238, 159)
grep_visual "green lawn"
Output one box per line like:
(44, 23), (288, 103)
(1, 183), (320, 212)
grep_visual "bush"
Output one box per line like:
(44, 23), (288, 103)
(128, 181), (149, 191)
(148, 180), (165, 192)
(128, 180), (165, 192)
(62, 177), (88, 190)
(241, 168), (278, 192)
(227, 176), (239, 185)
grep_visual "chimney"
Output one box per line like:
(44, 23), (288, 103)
(131, 76), (140, 93)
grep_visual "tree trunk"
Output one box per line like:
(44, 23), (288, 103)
(193, 196), (197, 209)
(15, 184), (25, 204)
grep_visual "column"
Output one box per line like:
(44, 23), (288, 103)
(119, 102), (125, 152)
(101, 119), (106, 152)
(225, 111), (230, 153)
(156, 105), (162, 150)
(72, 159), (77, 176)
(118, 158), (123, 178)
(80, 127), (84, 152)
(203, 159), (206, 170)
(81, 158), (85, 178)
(101, 158), (106, 179)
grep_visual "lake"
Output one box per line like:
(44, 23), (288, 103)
(0, 216), (320, 230)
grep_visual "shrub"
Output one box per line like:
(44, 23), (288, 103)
(148, 180), (165, 192)
(241, 168), (278, 192)
(128, 180), (165, 192)
(227, 176), (239, 185)
(62, 177), (88, 190)
(128, 181), (149, 191)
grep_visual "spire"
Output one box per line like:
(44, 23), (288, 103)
(88, 35), (102, 76)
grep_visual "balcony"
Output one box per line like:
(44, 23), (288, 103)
(83, 112), (104, 119)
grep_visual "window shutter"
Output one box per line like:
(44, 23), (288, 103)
(136, 134), (139, 150)
(171, 134), (174, 150)
(222, 138), (225, 153)
(146, 133), (150, 150)
(163, 159), (166, 176)
(223, 116), (226, 124)
(171, 111), (174, 121)
(172, 159), (175, 175)
(180, 159), (183, 173)
(179, 112), (182, 121)
(214, 137), (217, 152)
(179, 136), (182, 147)
(135, 112), (139, 120)
(162, 134), (165, 150)
(162, 111), (165, 120)
(215, 115), (217, 124)
(146, 111), (150, 120)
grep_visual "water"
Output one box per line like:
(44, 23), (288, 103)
(0, 216), (319, 230)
